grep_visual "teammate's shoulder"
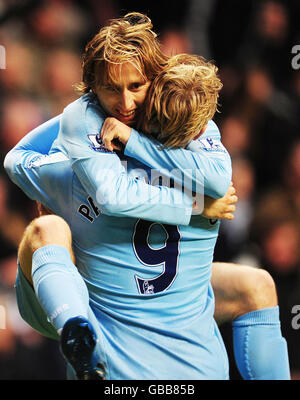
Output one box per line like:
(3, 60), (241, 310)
(63, 92), (100, 113)
(84, 92), (107, 117)
(204, 119), (220, 138)
(187, 137), (228, 157)
(186, 120), (226, 155)
(62, 93), (106, 134)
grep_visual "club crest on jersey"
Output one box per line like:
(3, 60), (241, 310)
(88, 134), (114, 153)
(198, 137), (226, 153)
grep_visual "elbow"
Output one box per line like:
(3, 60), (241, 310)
(206, 173), (232, 199)
(3, 150), (15, 179)
(99, 202), (129, 217)
(99, 203), (118, 216)
(214, 179), (232, 199)
(95, 191), (124, 216)
(208, 159), (232, 199)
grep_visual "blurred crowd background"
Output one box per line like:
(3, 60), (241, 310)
(0, 0), (299, 380)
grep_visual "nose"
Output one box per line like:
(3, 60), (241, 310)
(119, 88), (134, 111)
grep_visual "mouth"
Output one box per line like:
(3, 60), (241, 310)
(115, 109), (136, 124)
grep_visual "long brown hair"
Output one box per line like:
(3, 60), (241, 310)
(74, 12), (168, 94)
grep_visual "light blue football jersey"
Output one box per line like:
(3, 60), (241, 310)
(4, 93), (231, 380)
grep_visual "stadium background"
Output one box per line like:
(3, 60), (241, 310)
(0, 0), (299, 380)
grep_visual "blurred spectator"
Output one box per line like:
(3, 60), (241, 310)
(245, 66), (273, 105)
(283, 139), (300, 212)
(27, 0), (89, 47)
(219, 116), (250, 157)
(251, 213), (300, 378)
(0, 40), (36, 94)
(257, 1), (288, 42)
(218, 65), (243, 108)
(0, 174), (29, 253)
(1, 97), (45, 153)
(214, 156), (257, 265)
(262, 220), (299, 275)
(236, 1), (293, 88)
(208, 0), (254, 66)
(160, 30), (191, 57)
(40, 48), (82, 114)
(42, 48), (81, 94)
(185, 0), (216, 60)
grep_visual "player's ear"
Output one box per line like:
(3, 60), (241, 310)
(194, 125), (207, 140)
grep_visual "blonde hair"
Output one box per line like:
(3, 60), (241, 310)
(74, 12), (168, 93)
(141, 54), (223, 148)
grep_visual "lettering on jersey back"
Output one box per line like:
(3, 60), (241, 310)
(78, 196), (100, 222)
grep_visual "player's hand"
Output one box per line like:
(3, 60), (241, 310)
(201, 183), (238, 220)
(100, 117), (132, 151)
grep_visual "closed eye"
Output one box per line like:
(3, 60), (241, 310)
(103, 85), (120, 93)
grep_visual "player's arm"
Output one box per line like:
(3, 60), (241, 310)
(101, 117), (237, 219)
(4, 113), (61, 190)
(59, 96), (236, 223)
(3, 116), (70, 215)
(4, 108), (185, 226)
(9, 115), (61, 154)
(4, 115), (60, 192)
(57, 96), (194, 225)
(101, 118), (232, 199)
(4, 104), (193, 225)
(202, 184), (237, 220)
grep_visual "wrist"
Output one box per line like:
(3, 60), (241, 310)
(124, 128), (138, 155)
(120, 127), (132, 145)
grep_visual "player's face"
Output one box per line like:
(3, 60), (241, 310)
(95, 62), (151, 127)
